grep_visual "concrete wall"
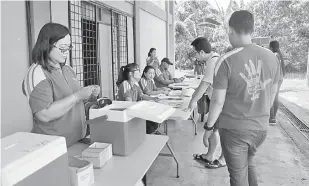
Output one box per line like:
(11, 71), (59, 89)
(139, 9), (167, 73)
(51, 1), (69, 27)
(1, 1), (33, 137)
(31, 1), (51, 43)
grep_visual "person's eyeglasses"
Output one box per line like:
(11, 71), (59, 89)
(54, 45), (73, 53)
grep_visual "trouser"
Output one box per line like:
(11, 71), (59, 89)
(270, 79), (283, 120)
(146, 120), (159, 134)
(219, 128), (267, 186)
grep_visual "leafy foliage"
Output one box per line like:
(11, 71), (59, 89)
(175, 0), (309, 72)
(246, 0), (309, 72)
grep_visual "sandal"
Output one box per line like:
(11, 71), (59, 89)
(193, 154), (212, 164)
(205, 159), (226, 169)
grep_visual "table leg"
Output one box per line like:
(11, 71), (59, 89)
(190, 112), (197, 135)
(159, 142), (180, 178)
(163, 120), (168, 135)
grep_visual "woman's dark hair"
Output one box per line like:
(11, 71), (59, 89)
(141, 65), (155, 78)
(148, 48), (156, 57)
(270, 40), (284, 70)
(32, 22), (71, 72)
(116, 63), (139, 86)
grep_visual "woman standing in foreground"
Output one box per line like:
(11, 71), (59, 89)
(22, 23), (100, 147)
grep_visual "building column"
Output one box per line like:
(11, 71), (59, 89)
(169, 1), (176, 76)
(306, 50), (309, 88)
(29, 1), (51, 45)
(166, 1), (170, 59)
(134, 1), (141, 66)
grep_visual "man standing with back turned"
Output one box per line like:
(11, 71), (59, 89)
(205, 10), (280, 186)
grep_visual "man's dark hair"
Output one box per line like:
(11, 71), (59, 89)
(191, 37), (212, 53)
(229, 10), (254, 34)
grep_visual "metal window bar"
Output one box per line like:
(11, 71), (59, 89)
(69, 1), (101, 87)
(111, 12), (128, 99)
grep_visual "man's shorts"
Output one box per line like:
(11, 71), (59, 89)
(203, 96), (219, 131)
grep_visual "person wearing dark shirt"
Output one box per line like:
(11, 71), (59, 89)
(205, 10), (280, 186)
(269, 40), (285, 125)
(154, 58), (184, 88)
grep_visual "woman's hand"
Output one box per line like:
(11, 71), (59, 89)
(74, 86), (98, 102)
(162, 90), (169, 96)
(152, 97), (161, 102)
(91, 85), (101, 97)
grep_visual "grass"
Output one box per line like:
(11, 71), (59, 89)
(175, 70), (309, 93)
(281, 72), (308, 93)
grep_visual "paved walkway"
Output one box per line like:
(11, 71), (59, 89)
(147, 113), (309, 186)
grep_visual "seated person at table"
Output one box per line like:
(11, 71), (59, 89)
(154, 58), (184, 88)
(116, 63), (160, 134)
(139, 65), (170, 96)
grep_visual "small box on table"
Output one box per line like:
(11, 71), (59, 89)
(82, 142), (112, 168)
(68, 156), (94, 186)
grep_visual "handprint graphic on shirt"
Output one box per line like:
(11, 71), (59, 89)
(239, 59), (272, 100)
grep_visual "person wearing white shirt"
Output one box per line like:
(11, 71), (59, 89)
(187, 37), (226, 169)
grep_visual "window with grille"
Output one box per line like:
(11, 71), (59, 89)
(69, 1), (129, 99)
(69, 1), (100, 87)
(111, 12), (128, 98)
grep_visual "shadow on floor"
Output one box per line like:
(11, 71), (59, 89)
(146, 112), (309, 186)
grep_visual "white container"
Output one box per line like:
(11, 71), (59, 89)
(1, 132), (70, 186)
(182, 88), (195, 97)
(82, 142), (112, 168)
(87, 101), (175, 156)
(68, 157), (94, 186)
(126, 100), (176, 123)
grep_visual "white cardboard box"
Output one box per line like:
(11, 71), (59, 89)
(126, 101), (176, 123)
(82, 142), (112, 168)
(1, 132), (70, 186)
(87, 101), (175, 156)
(68, 157), (94, 186)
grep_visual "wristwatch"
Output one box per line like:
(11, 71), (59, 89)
(203, 122), (214, 131)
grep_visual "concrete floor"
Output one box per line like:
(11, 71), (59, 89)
(146, 111), (309, 186)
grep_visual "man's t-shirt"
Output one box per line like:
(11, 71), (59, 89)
(213, 44), (280, 131)
(201, 53), (220, 99)
(154, 66), (173, 88)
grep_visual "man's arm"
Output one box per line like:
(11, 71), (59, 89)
(188, 81), (211, 109)
(206, 88), (227, 127)
(206, 58), (230, 127)
(154, 74), (174, 85)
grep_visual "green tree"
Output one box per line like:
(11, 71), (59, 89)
(246, 0), (309, 73)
